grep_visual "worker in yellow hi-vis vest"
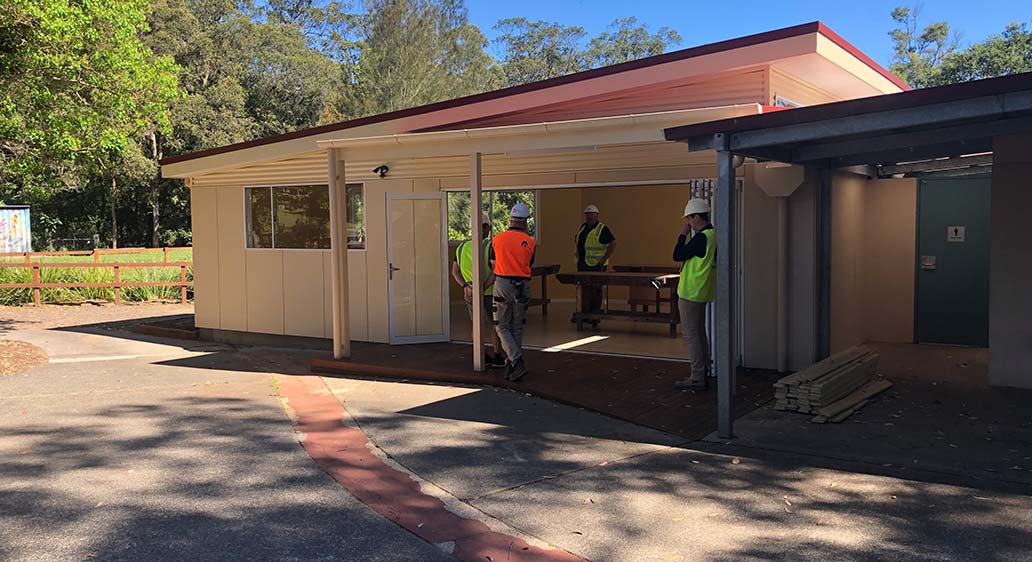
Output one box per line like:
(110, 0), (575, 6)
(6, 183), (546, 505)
(451, 212), (505, 368)
(574, 204), (617, 327)
(672, 198), (716, 390)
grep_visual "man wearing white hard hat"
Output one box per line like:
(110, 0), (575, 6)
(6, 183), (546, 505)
(672, 198), (717, 390)
(451, 212), (504, 368)
(489, 202), (536, 381)
(574, 204), (617, 325)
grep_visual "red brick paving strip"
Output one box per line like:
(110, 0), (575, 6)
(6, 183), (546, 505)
(276, 374), (587, 562)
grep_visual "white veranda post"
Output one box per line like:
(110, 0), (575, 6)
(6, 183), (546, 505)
(328, 148), (351, 359)
(470, 152), (485, 371)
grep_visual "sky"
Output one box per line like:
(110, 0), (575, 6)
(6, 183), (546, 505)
(466, 0), (1027, 68)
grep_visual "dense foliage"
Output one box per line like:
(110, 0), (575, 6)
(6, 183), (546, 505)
(0, 0), (682, 250)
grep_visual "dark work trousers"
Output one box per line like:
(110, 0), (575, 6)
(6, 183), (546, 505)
(577, 262), (606, 315)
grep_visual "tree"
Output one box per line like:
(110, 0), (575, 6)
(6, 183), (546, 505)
(887, 5), (1032, 88)
(230, 17), (345, 137)
(344, 0), (501, 117)
(493, 18), (587, 86)
(934, 23), (1032, 85)
(888, 4), (961, 88)
(584, 17), (681, 68)
(0, 0), (180, 249)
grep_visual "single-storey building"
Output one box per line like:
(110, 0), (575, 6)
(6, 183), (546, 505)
(161, 22), (920, 383)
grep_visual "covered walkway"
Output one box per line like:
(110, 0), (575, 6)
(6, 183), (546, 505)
(665, 71), (1032, 437)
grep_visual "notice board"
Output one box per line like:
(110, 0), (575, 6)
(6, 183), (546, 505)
(0, 206), (32, 252)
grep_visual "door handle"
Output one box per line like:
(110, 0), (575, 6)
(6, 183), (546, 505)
(389, 262), (401, 280)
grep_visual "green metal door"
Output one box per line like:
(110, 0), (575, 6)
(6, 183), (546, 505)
(916, 177), (990, 346)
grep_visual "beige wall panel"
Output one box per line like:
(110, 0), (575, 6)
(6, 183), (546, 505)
(347, 250), (370, 341)
(830, 172), (866, 353)
(412, 178), (441, 193)
(190, 188), (220, 329)
(989, 134), (1032, 388)
(788, 173), (817, 369)
(581, 184), (696, 304)
(536, 188), (584, 300)
(282, 251), (326, 338)
(413, 198), (445, 336)
(366, 179), (414, 342)
(324, 250), (370, 341)
(740, 168), (779, 370)
(439, 172), (577, 190)
(574, 165), (719, 184)
(770, 68), (841, 106)
(582, 184), (693, 265)
(323, 252), (333, 338)
(216, 187), (248, 331)
(245, 250), (285, 334)
(862, 178), (916, 343)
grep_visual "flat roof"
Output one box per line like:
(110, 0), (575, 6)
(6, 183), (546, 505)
(160, 21), (906, 168)
(664, 72), (1032, 169)
(664, 72), (1032, 142)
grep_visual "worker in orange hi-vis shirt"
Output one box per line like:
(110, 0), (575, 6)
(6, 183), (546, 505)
(489, 202), (536, 382)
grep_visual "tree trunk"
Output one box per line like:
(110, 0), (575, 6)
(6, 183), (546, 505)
(151, 191), (160, 248)
(149, 131), (162, 248)
(110, 175), (118, 249)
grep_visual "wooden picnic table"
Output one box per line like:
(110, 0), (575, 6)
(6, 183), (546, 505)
(529, 264), (561, 315)
(555, 270), (681, 337)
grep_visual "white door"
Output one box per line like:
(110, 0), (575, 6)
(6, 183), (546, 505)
(386, 192), (450, 344)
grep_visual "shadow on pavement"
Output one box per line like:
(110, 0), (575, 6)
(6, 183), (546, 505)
(0, 392), (451, 562)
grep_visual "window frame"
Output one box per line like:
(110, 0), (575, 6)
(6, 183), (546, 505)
(243, 183), (366, 251)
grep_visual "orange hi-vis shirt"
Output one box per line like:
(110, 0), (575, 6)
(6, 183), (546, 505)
(491, 228), (536, 278)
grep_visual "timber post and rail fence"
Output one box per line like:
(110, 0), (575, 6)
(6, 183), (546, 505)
(0, 247), (192, 306)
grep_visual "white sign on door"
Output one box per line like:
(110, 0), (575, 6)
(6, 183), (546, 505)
(947, 225), (965, 242)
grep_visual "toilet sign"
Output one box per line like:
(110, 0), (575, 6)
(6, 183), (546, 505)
(947, 225), (965, 242)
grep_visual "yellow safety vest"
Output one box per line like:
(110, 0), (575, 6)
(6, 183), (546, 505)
(678, 229), (717, 303)
(457, 239), (493, 295)
(576, 222), (610, 267)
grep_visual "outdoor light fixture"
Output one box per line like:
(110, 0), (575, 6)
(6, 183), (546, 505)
(373, 164), (389, 178)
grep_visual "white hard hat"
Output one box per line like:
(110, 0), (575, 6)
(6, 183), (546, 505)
(510, 202), (531, 218)
(583, 204), (599, 214)
(480, 212), (491, 226)
(683, 198), (711, 217)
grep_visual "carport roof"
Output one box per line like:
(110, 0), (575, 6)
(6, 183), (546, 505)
(664, 72), (1032, 172)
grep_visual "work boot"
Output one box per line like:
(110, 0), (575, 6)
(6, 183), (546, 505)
(507, 357), (529, 382)
(674, 378), (707, 391)
(487, 353), (506, 369)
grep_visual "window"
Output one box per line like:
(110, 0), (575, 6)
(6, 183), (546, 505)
(345, 184), (365, 249)
(774, 96), (802, 108)
(447, 190), (537, 242)
(246, 184), (365, 249)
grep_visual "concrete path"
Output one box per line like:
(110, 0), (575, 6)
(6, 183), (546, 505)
(4, 321), (1030, 562)
(0, 328), (454, 562)
(323, 377), (1032, 562)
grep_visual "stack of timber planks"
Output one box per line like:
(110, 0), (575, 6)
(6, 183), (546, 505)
(773, 346), (892, 423)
